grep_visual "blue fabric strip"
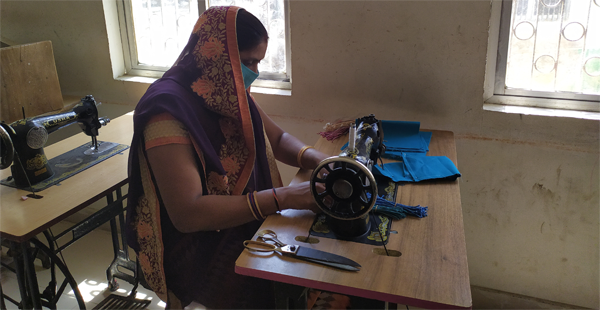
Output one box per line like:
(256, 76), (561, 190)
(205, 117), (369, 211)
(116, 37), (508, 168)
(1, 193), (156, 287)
(373, 153), (461, 183)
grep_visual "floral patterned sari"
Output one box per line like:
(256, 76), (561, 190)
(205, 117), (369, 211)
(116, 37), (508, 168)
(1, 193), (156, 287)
(126, 6), (282, 308)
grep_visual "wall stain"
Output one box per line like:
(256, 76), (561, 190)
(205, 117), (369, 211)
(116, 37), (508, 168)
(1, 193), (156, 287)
(532, 183), (556, 200)
(456, 134), (598, 154)
(590, 158), (599, 192)
(486, 212), (499, 224)
(53, 30), (63, 45)
(556, 165), (562, 187)
(540, 221), (545, 233)
(512, 172), (524, 184)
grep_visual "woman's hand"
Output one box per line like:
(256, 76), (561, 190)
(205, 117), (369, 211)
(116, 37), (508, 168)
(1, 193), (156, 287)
(277, 181), (324, 213)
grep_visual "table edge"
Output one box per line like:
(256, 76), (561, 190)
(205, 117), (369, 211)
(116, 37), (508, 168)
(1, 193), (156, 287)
(0, 178), (129, 243)
(235, 265), (472, 309)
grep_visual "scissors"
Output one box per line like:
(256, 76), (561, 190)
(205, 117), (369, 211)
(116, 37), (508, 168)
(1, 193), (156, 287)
(243, 230), (361, 271)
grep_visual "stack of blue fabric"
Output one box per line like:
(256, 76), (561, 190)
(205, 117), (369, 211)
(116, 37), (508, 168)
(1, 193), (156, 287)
(374, 120), (461, 183)
(380, 120), (432, 158)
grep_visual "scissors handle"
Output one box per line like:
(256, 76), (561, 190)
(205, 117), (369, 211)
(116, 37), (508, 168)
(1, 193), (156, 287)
(257, 229), (286, 247)
(243, 240), (278, 252)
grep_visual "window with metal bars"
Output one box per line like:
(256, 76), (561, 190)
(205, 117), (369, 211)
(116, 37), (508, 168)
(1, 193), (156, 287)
(485, 0), (599, 115)
(117, 0), (290, 89)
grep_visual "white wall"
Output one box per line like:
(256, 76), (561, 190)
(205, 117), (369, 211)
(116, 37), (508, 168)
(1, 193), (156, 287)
(1, 1), (598, 308)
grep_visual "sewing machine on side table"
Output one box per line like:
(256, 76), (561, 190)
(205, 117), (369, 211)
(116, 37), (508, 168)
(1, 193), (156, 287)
(0, 100), (145, 309)
(236, 117), (471, 309)
(0, 95), (110, 189)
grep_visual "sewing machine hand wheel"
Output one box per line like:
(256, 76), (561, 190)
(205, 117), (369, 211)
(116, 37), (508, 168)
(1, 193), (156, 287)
(310, 156), (378, 220)
(0, 124), (14, 170)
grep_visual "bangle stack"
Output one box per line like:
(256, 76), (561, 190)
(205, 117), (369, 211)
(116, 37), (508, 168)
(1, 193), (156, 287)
(297, 145), (314, 169)
(272, 188), (281, 212)
(246, 191), (265, 220)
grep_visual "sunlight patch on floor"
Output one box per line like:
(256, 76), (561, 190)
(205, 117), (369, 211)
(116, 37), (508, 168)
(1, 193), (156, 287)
(67, 279), (109, 302)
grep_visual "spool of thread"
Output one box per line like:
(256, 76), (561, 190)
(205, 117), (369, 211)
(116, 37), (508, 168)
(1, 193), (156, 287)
(349, 124), (356, 151)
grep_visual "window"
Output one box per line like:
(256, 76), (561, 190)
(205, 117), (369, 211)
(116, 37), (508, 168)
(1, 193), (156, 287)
(117, 0), (291, 89)
(484, 0), (600, 117)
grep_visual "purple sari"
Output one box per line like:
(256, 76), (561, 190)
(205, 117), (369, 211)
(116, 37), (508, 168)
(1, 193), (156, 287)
(126, 6), (281, 308)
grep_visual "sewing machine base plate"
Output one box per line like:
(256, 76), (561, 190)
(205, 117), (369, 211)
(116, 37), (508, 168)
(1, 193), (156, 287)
(309, 213), (392, 245)
(309, 176), (398, 246)
(1, 141), (129, 192)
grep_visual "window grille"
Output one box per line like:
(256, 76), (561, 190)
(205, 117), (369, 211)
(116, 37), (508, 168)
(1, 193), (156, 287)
(490, 0), (600, 113)
(119, 0), (291, 87)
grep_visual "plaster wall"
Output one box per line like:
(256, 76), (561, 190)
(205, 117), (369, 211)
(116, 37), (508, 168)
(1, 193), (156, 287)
(1, 0), (598, 308)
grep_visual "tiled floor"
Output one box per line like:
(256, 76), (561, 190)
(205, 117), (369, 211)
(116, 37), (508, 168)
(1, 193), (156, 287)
(1, 221), (165, 310)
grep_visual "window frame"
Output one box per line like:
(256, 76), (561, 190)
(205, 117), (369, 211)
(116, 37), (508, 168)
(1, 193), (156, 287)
(484, 0), (600, 114)
(115, 0), (292, 90)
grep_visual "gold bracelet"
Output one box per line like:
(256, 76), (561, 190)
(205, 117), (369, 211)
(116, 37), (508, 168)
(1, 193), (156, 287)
(246, 193), (259, 220)
(297, 145), (314, 169)
(253, 191), (265, 219)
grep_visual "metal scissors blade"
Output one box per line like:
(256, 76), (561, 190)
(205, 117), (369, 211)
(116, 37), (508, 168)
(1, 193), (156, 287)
(244, 230), (361, 272)
(293, 246), (361, 271)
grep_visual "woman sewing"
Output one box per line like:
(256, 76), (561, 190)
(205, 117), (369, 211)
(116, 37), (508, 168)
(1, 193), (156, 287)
(126, 6), (338, 309)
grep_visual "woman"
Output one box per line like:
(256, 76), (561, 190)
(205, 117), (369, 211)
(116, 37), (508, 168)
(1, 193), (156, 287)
(126, 6), (330, 309)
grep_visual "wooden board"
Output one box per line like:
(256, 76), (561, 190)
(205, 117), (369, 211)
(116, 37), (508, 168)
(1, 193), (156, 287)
(1, 41), (64, 123)
(236, 130), (472, 309)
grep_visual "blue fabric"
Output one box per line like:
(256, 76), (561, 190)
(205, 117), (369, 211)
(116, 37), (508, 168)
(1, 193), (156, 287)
(380, 120), (432, 157)
(373, 153), (461, 182)
(341, 132), (431, 155)
(340, 119), (460, 182)
(383, 131), (432, 159)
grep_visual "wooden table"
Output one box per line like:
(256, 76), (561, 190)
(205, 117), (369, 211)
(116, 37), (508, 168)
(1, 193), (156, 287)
(236, 130), (472, 309)
(0, 113), (134, 309)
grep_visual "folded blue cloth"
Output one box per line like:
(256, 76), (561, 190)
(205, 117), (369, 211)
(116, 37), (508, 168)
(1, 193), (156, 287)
(373, 153), (461, 182)
(380, 120), (432, 157)
(341, 120), (432, 157)
(339, 119), (459, 182)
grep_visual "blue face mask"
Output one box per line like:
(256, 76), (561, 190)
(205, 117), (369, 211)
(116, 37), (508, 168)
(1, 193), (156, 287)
(241, 63), (259, 89)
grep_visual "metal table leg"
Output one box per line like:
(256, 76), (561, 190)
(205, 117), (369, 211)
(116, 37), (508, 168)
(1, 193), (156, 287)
(6, 238), (87, 310)
(21, 241), (42, 309)
(105, 188), (137, 291)
(9, 241), (31, 309)
(1, 282), (7, 310)
(2, 185), (132, 309)
(29, 238), (86, 309)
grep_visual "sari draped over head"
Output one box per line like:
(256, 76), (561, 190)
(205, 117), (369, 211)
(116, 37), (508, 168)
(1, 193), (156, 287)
(126, 6), (282, 308)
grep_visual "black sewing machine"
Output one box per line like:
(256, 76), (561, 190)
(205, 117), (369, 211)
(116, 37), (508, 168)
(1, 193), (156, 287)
(310, 114), (386, 238)
(0, 95), (110, 188)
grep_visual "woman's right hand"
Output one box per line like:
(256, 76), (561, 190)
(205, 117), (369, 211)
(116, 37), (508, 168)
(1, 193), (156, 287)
(277, 181), (324, 213)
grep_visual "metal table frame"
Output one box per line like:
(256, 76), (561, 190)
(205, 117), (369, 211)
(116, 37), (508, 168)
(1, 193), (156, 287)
(1, 186), (140, 309)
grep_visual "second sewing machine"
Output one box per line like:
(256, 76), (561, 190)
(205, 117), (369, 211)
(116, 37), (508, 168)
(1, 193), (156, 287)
(0, 95), (120, 191)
